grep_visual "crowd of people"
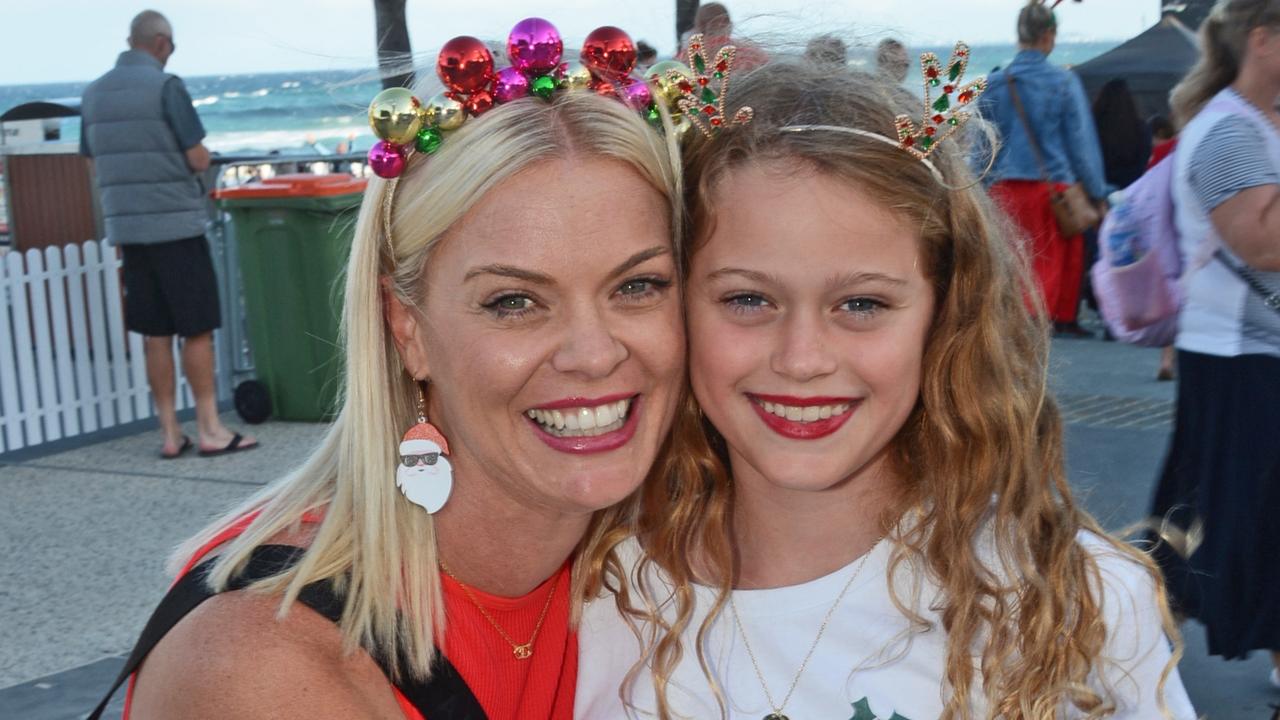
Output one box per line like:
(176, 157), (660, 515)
(82, 0), (1279, 718)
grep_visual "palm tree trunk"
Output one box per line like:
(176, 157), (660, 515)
(374, 0), (413, 89)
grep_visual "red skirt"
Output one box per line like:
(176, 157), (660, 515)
(990, 180), (1086, 324)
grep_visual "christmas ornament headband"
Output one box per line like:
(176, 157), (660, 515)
(366, 18), (676, 181)
(367, 18), (696, 252)
(782, 42), (987, 184)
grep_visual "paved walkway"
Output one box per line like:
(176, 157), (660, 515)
(1, 335), (1277, 719)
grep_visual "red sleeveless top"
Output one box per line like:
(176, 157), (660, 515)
(123, 513), (577, 720)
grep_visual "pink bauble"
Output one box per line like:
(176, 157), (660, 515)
(368, 141), (406, 179)
(492, 66), (530, 103)
(507, 17), (563, 75)
(581, 26), (637, 79)
(437, 36), (495, 95)
(616, 76), (653, 110)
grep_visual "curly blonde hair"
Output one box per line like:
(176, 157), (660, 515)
(585, 60), (1181, 719)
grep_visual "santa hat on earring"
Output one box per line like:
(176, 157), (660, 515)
(401, 421), (450, 455)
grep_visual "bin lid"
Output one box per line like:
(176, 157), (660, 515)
(214, 173), (367, 200)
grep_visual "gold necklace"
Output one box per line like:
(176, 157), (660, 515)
(728, 539), (881, 720)
(439, 561), (560, 660)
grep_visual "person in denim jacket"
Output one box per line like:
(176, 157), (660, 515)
(977, 1), (1107, 337)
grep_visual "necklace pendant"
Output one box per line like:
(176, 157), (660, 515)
(763, 714), (789, 720)
(512, 643), (533, 659)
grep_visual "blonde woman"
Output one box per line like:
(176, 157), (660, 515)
(91, 27), (686, 720)
(577, 59), (1196, 719)
(1150, 0), (1280, 688)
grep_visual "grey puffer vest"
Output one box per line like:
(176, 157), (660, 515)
(81, 50), (207, 245)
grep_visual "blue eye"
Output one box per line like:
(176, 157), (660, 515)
(722, 293), (771, 314)
(840, 297), (886, 315)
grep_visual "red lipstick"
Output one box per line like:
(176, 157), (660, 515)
(747, 393), (860, 440)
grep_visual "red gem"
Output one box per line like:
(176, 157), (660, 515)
(925, 126), (936, 136)
(943, 85), (954, 94)
(698, 77), (709, 86)
(710, 117), (723, 126)
(933, 114), (945, 124)
(903, 136), (915, 147)
(702, 104), (716, 115)
(691, 42), (702, 50)
(926, 67), (939, 79)
(959, 91), (974, 103)
(677, 80), (693, 93)
(716, 60), (728, 72)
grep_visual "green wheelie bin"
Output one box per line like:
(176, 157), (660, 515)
(215, 173), (367, 421)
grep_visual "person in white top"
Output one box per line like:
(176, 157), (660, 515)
(1148, 0), (1280, 690)
(576, 52), (1197, 720)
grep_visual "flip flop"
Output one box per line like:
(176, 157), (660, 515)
(198, 433), (259, 458)
(160, 435), (193, 460)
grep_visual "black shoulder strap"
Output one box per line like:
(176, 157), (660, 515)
(87, 544), (487, 720)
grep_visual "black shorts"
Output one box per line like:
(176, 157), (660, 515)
(121, 235), (222, 338)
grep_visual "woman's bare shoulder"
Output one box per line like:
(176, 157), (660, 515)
(130, 545), (402, 718)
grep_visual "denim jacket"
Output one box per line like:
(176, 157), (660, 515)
(976, 50), (1107, 199)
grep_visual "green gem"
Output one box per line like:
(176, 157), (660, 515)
(949, 62), (962, 81)
(948, 117), (959, 126)
(414, 126), (442, 154)
(693, 54), (706, 73)
(701, 86), (716, 104)
(929, 78), (940, 87)
(714, 71), (724, 79)
(645, 103), (661, 124)
(530, 75), (556, 99)
(921, 136), (935, 149)
(932, 94), (950, 113)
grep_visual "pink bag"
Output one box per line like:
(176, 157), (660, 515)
(1091, 153), (1183, 347)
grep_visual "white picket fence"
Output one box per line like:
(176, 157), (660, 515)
(0, 239), (194, 453)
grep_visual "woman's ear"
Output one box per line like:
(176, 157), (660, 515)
(382, 276), (431, 379)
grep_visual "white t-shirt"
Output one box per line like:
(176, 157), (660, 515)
(577, 533), (1196, 720)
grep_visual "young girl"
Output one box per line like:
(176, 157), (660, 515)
(577, 57), (1197, 719)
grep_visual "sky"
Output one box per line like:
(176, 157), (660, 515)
(2, 0), (1164, 86)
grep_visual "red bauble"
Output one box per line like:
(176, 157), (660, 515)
(465, 90), (495, 116)
(580, 26), (637, 80)
(438, 36), (495, 95)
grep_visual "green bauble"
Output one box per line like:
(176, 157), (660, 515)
(415, 126), (443, 154)
(530, 75), (557, 99)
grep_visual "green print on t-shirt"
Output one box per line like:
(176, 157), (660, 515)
(849, 697), (910, 720)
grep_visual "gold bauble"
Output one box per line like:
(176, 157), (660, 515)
(559, 62), (593, 91)
(368, 87), (423, 145)
(646, 60), (693, 105)
(672, 113), (692, 141)
(423, 92), (466, 131)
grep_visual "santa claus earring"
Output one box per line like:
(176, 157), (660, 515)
(395, 380), (454, 514)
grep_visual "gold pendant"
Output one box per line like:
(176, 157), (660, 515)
(512, 643), (533, 659)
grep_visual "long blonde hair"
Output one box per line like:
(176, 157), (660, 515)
(174, 88), (682, 681)
(1171, 0), (1280, 126)
(589, 61), (1181, 719)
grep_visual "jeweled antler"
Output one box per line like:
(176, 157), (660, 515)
(894, 42), (986, 160)
(666, 33), (753, 139)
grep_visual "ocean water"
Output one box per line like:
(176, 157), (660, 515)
(0, 41), (1122, 155)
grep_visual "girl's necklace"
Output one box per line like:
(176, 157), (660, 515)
(728, 538), (882, 720)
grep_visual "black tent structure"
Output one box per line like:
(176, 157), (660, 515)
(1073, 15), (1199, 119)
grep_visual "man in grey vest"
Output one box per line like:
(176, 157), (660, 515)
(81, 10), (257, 459)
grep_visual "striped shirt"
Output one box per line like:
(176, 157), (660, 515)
(1188, 115), (1280, 212)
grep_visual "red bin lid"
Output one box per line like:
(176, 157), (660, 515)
(214, 173), (367, 199)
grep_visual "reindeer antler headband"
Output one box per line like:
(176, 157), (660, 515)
(782, 42), (988, 184)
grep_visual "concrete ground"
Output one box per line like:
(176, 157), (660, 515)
(1, 334), (1278, 719)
